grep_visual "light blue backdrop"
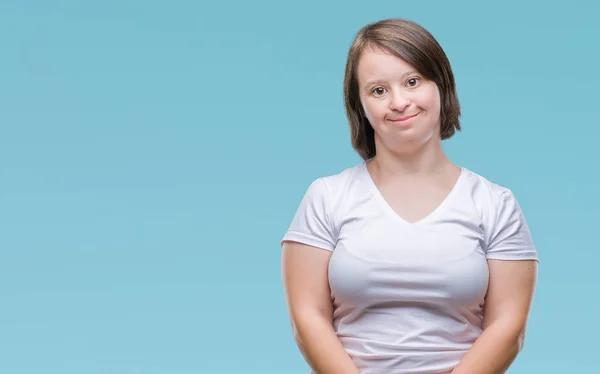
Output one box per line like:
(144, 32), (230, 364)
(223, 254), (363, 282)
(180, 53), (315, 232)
(1, 1), (598, 373)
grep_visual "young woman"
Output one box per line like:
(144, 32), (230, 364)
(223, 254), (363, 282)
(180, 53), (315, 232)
(281, 18), (538, 374)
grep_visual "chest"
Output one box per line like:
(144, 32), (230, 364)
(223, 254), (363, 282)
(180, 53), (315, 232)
(329, 214), (489, 307)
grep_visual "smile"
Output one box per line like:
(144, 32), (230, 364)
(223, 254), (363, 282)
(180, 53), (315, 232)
(388, 111), (421, 125)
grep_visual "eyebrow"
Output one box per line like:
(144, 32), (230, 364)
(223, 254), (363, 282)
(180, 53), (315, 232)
(362, 70), (417, 90)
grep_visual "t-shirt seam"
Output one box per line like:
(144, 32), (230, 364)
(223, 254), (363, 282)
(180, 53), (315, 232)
(319, 177), (336, 244)
(487, 188), (510, 252)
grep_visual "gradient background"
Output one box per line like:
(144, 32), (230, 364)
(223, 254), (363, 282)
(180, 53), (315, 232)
(1, 1), (598, 373)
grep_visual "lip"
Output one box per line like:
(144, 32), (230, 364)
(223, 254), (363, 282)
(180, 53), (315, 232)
(388, 112), (421, 124)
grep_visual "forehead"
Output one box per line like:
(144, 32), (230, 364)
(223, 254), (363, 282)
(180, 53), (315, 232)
(356, 46), (416, 82)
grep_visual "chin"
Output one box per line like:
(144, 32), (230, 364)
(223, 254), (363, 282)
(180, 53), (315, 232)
(386, 131), (439, 153)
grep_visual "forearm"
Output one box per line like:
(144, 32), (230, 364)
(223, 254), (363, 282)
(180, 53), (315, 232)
(451, 322), (522, 374)
(292, 312), (360, 374)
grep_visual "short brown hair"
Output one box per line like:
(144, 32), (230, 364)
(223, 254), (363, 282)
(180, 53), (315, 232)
(343, 19), (461, 160)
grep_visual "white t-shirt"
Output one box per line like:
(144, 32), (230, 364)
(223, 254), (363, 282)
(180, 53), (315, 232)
(281, 161), (539, 374)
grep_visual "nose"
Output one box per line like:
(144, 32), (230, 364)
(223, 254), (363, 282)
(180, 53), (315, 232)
(388, 91), (410, 112)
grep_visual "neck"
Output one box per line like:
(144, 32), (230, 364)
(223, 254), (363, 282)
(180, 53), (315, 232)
(369, 136), (454, 180)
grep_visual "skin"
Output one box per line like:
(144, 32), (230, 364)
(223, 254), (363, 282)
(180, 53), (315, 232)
(357, 45), (462, 223)
(282, 46), (538, 373)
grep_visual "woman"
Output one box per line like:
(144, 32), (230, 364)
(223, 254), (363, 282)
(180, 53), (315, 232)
(281, 18), (538, 374)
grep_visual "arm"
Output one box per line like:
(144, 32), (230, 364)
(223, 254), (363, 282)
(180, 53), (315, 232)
(451, 259), (538, 374)
(281, 241), (360, 374)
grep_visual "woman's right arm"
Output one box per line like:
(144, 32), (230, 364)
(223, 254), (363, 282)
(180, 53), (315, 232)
(281, 241), (360, 374)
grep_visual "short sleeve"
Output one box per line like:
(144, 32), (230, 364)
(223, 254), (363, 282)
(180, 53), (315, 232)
(280, 178), (336, 252)
(486, 190), (539, 261)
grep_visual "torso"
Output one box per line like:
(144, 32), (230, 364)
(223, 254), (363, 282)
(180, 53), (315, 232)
(325, 162), (492, 373)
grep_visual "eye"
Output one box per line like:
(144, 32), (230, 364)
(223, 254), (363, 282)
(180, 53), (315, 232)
(371, 87), (387, 97)
(406, 77), (421, 88)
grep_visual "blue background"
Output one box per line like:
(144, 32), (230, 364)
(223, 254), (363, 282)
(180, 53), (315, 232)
(1, 1), (598, 372)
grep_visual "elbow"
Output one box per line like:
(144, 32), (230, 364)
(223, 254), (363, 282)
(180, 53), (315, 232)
(502, 324), (527, 354)
(289, 317), (314, 360)
(290, 319), (305, 346)
(288, 311), (312, 347)
(509, 320), (528, 353)
(516, 329), (527, 352)
(487, 319), (528, 353)
(289, 308), (331, 344)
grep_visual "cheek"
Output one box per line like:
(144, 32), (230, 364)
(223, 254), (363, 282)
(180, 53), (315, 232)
(432, 93), (441, 115)
(362, 100), (385, 125)
(420, 87), (441, 121)
(432, 87), (442, 112)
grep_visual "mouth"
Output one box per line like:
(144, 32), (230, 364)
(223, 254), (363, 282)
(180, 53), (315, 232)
(388, 112), (421, 124)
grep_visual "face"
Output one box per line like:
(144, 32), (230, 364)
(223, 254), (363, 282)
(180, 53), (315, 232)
(356, 47), (442, 155)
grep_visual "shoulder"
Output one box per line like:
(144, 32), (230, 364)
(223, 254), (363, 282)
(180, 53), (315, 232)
(460, 167), (515, 211)
(280, 162), (366, 251)
(460, 168), (537, 260)
(316, 161), (369, 214)
(318, 162), (365, 192)
(303, 162), (367, 207)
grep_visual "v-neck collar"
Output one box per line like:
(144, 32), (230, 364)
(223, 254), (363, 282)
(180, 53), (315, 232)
(360, 161), (465, 226)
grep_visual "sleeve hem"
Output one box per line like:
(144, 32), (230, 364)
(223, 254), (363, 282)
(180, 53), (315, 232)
(486, 254), (539, 262)
(280, 232), (335, 252)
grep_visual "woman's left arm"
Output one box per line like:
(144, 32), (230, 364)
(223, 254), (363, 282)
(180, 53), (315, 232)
(451, 259), (538, 374)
